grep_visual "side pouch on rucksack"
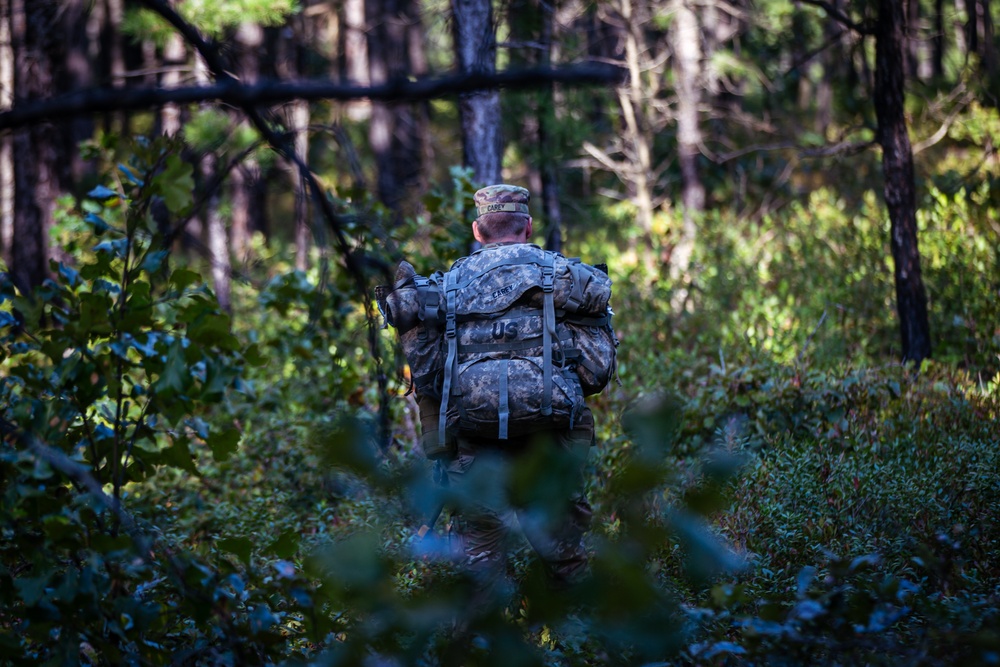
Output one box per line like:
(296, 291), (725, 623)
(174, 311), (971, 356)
(381, 263), (454, 459)
(560, 309), (618, 396)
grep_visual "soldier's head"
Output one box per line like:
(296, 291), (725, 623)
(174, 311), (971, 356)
(472, 184), (533, 244)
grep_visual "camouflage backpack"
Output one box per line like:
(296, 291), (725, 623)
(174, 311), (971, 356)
(381, 244), (617, 454)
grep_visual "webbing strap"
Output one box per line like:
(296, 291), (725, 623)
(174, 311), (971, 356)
(438, 272), (459, 449)
(565, 262), (588, 313)
(541, 255), (556, 416)
(448, 253), (545, 292)
(498, 358), (509, 439)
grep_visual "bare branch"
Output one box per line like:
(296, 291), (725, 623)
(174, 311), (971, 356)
(797, 0), (875, 35)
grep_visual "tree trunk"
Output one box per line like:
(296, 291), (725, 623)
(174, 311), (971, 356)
(616, 0), (654, 245)
(55, 0), (93, 190)
(539, 0), (563, 253)
(10, 0), (56, 296)
(933, 0), (945, 77)
(671, 0), (705, 284)
(366, 0), (427, 219)
(874, 0), (932, 363)
(230, 21), (266, 257)
(161, 27), (185, 137)
(343, 0), (369, 120)
(452, 0), (502, 185)
(105, 0), (127, 133)
(292, 99), (311, 271)
(0, 0), (13, 263)
(195, 58), (232, 310)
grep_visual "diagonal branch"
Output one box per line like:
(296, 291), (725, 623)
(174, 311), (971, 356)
(797, 0), (875, 35)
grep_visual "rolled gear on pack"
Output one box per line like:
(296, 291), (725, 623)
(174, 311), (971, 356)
(380, 245), (617, 453)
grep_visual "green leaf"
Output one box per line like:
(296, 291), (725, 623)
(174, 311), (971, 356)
(154, 339), (189, 396)
(169, 268), (201, 290)
(206, 426), (240, 462)
(158, 436), (197, 473)
(266, 530), (301, 559)
(140, 250), (170, 274)
(218, 537), (255, 567)
(84, 213), (111, 235)
(88, 184), (120, 201)
(155, 154), (194, 214)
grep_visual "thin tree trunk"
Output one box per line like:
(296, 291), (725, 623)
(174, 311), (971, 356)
(933, 0), (945, 77)
(538, 0), (563, 253)
(0, 0), (13, 263)
(161, 29), (185, 136)
(875, 0), (932, 363)
(452, 0), (502, 185)
(231, 21), (265, 256)
(105, 0), (127, 132)
(344, 0), (369, 120)
(292, 99), (311, 271)
(367, 0), (427, 219)
(56, 0), (93, 189)
(671, 0), (705, 284)
(195, 58), (231, 310)
(10, 0), (55, 296)
(617, 0), (654, 245)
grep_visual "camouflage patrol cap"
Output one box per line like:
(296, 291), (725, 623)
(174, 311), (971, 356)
(474, 184), (530, 217)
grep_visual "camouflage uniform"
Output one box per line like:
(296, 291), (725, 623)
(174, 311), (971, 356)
(442, 185), (597, 606)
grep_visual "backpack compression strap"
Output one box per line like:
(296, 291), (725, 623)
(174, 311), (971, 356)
(438, 271), (459, 450)
(541, 254), (556, 417)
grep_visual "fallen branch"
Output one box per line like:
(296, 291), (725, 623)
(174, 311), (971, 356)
(0, 66), (625, 133)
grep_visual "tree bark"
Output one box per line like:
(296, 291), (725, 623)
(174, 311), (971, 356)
(55, 0), (93, 189)
(0, 0), (13, 263)
(292, 99), (311, 271)
(671, 0), (705, 284)
(368, 0), (427, 219)
(616, 0), (654, 244)
(933, 0), (945, 77)
(230, 21), (266, 256)
(10, 0), (56, 296)
(161, 29), (186, 136)
(452, 0), (502, 185)
(343, 0), (369, 120)
(195, 58), (231, 311)
(874, 0), (932, 363)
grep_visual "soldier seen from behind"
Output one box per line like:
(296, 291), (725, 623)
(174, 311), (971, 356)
(381, 184), (618, 631)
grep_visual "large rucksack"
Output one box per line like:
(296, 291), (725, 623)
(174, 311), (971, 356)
(381, 244), (617, 453)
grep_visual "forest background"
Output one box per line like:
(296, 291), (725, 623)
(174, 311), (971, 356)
(0, 0), (998, 664)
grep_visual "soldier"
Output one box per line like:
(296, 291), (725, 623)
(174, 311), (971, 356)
(440, 184), (599, 619)
(383, 183), (615, 626)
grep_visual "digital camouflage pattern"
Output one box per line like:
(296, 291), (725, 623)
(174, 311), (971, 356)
(473, 184), (530, 217)
(381, 243), (617, 450)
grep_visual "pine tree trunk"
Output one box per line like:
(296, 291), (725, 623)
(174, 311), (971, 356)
(617, 0), (654, 244)
(368, 0), (427, 219)
(292, 99), (311, 271)
(671, 0), (705, 284)
(344, 0), (369, 120)
(874, 0), (932, 363)
(538, 0), (563, 253)
(933, 0), (945, 77)
(56, 0), (93, 189)
(161, 24), (185, 137)
(0, 0), (13, 263)
(231, 21), (266, 256)
(195, 59), (232, 310)
(451, 0), (502, 185)
(10, 0), (56, 296)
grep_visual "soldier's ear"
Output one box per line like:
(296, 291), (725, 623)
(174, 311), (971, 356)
(525, 217), (533, 241)
(473, 220), (484, 243)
